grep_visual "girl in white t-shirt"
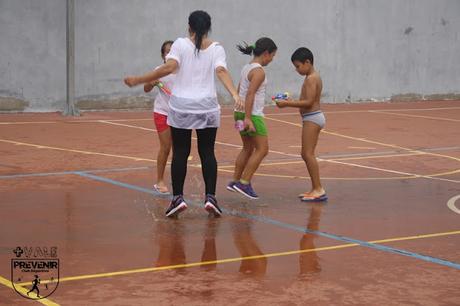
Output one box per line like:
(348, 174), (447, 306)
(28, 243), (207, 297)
(125, 10), (242, 218)
(143, 40), (174, 195)
(227, 38), (277, 200)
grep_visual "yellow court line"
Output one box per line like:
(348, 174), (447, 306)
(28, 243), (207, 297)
(0, 275), (59, 305)
(369, 110), (460, 122)
(0, 139), (156, 163)
(16, 230), (460, 286)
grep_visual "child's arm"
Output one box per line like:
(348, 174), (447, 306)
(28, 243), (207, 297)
(276, 77), (317, 108)
(124, 59), (178, 87)
(144, 80), (160, 93)
(243, 68), (265, 131)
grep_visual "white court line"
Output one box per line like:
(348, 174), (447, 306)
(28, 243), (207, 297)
(369, 110), (460, 122)
(0, 106), (458, 124)
(447, 195), (460, 214)
(97, 120), (298, 157)
(250, 106), (460, 117)
(98, 120), (157, 132)
(348, 146), (377, 150)
(0, 121), (56, 125)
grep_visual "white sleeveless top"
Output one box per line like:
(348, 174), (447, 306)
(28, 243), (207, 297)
(237, 63), (267, 116)
(165, 37), (227, 129)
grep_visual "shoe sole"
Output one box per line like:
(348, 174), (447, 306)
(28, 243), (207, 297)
(233, 186), (259, 200)
(226, 185), (236, 192)
(165, 202), (187, 217)
(205, 202), (222, 217)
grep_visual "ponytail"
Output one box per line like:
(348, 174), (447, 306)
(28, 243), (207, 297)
(237, 37), (277, 57)
(237, 42), (255, 55)
(188, 10), (211, 54)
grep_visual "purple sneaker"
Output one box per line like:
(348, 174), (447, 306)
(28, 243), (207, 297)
(204, 194), (222, 217)
(165, 195), (187, 217)
(226, 181), (237, 192)
(233, 181), (259, 199)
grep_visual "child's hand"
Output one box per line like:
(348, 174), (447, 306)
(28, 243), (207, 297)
(124, 76), (139, 87)
(144, 83), (154, 93)
(233, 95), (244, 112)
(244, 118), (256, 133)
(275, 99), (288, 108)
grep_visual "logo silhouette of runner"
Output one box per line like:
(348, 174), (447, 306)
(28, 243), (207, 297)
(27, 275), (40, 298)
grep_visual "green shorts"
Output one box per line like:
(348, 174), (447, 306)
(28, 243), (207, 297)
(234, 111), (268, 137)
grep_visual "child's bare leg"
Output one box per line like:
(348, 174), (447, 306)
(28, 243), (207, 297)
(233, 136), (254, 181)
(241, 135), (269, 182)
(156, 128), (172, 192)
(301, 122), (325, 196)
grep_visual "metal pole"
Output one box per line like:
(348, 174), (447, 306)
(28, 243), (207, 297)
(64, 0), (79, 116)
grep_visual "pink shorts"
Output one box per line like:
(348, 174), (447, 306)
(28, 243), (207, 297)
(153, 112), (169, 133)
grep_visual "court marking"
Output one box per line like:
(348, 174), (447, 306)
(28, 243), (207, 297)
(1, 105), (459, 125)
(348, 146), (377, 150)
(98, 120), (158, 132)
(0, 166), (149, 180)
(15, 229), (460, 286)
(264, 116), (460, 163)
(369, 110), (460, 122)
(0, 275), (59, 305)
(447, 195), (460, 215)
(97, 120), (298, 156)
(264, 115), (460, 183)
(0, 139), (157, 163)
(0, 121), (56, 125)
(72, 172), (460, 271)
(1, 138), (459, 182)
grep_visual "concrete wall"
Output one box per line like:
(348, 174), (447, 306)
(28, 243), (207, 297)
(1, 0), (459, 112)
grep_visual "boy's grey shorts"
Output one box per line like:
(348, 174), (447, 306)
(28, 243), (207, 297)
(301, 110), (326, 129)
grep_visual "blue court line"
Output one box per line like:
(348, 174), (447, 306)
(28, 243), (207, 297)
(0, 166), (150, 179)
(75, 172), (460, 270)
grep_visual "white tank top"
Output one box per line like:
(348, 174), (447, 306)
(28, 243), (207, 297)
(153, 66), (175, 115)
(237, 63), (267, 116)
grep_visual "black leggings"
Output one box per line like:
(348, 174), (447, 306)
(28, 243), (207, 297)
(170, 127), (217, 196)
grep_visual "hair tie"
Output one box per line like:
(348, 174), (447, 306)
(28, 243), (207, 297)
(250, 44), (256, 49)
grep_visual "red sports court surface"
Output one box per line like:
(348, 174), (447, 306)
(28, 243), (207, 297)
(0, 100), (459, 305)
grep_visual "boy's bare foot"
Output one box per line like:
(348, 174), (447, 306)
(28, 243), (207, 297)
(298, 189), (326, 198)
(300, 189), (328, 202)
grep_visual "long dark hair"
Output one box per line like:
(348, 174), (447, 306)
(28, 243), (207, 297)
(237, 37), (277, 56)
(188, 10), (211, 54)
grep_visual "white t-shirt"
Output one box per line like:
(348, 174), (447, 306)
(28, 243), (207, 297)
(238, 63), (267, 116)
(153, 66), (175, 116)
(165, 37), (227, 114)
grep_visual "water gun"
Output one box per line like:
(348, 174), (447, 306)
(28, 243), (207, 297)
(271, 92), (290, 101)
(156, 82), (172, 96)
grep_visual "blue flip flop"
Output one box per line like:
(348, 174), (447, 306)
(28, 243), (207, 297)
(301, 193), (328, 202)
